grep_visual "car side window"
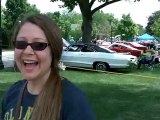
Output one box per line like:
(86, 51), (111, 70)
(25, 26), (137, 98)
(88, 46), (95, 52)
(76, 47), (81, 52)
(121, 46), (127, 49)
(81, 46), (94, 52)
(81, 46), (87, 52)
(112, 45), (119, 48)
(68, 46), (79, 52)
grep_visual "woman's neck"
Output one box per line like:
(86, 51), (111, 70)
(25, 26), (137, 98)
(26, 73), (50, 95)
(26, 69), (51, 95)
(27, 80), (45, 95)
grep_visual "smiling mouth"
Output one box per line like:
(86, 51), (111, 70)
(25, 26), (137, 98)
(23, 60), (38, 69)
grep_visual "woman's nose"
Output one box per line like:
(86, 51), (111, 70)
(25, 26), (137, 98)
(23, 45), (34, 54)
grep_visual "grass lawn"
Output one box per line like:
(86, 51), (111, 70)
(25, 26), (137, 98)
(0, 67), (160, 120)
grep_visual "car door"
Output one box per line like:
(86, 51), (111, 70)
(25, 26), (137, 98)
(77, 45), (96, 68)
(120, 45), (131, 53)
(109, 44), (121, 52)
(61, 45), (83, 67)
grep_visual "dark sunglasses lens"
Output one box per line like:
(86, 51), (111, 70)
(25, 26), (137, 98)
(14, 41), (27, 49)
(32, 42), (48, 50)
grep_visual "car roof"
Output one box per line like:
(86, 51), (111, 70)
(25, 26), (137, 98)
(128, 42), (146, 47)
(109, 43), (140, 50)
(69, 43), (113, 53)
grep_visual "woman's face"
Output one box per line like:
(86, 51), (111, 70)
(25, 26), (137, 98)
(15, 22), (52, 81)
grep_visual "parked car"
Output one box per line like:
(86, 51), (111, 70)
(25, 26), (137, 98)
(61, 44), (138, 71)
(63, 38), (70, 50)
(124, 42), (147, 53)
(96, 40), (111, 48)
(1, 50), (66, 70)
(108, 43), (142, 57)
(2, 51), (14, 68)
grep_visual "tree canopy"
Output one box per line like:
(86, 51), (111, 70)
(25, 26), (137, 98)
(51, 0), (159, 43)
(51, 0), (123, 43)
(146, 10), (160, 36)
(2, 0), (40, 48)
(116, 14), (138, 40)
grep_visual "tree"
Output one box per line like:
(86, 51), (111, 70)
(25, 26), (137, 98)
(45, 11), (71, 40)
(45, 11), (61, 23)
(1, 6), (10, 48)
(51, 0), (159, 43)
(151, 17), (160, 37)
(116, 14), (137, 40)
(60, 11), (82, 40)
(51, 0), (122, 43)
(136, 24), (145, 36)
(93, 11), (117, 39)
(3, 0), (40, 48)
(146, 10), (160, 35)
(0, 2), (4, 69)
(45, 11), (82, 40)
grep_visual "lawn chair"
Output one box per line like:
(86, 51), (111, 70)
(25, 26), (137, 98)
(137, 55), (155, 71)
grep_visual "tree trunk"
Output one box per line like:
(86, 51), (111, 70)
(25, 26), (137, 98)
(81, 14), (92, 43)
(0, 29), (4, 69)
(0, 40), (4, 69)
(0, 4), (4, 69)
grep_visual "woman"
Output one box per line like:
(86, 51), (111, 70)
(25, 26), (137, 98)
(1, 14), (95, 120)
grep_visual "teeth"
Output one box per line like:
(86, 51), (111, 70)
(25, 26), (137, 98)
(24, 60), (36, 64)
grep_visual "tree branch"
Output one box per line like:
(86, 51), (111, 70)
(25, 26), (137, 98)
(91, 0), (121, 15)
(89, 0), (96, 8)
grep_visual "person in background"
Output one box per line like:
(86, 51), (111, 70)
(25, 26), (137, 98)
(77, 37), (83, 44)
(69, 37), (75, 45)
(137, 50), (156, 69)
(1, 14), (96, 120)
(92, 38), (97, 44)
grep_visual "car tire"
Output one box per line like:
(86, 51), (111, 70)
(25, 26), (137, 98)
(95, 62), (109, 71)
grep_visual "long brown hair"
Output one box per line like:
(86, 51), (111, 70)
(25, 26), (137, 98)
(12, 14), (63, 120)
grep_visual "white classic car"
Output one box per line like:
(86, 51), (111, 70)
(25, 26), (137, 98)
(63, 38), (70, 50)
(2, 51), (14, 68)
(61, 44), (138, 71)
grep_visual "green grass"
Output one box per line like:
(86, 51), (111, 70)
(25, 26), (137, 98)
(0, 67), (160, 120)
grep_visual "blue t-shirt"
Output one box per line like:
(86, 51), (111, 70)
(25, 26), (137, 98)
(1, 79), (96, 120)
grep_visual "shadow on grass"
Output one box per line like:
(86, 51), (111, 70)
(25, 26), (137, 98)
(76, 82), (160, 120)
(1, 81), (160, 120)
(1, 68), (160, 120)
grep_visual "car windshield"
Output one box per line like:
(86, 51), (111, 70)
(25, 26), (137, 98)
(66, 45), (80, 51)
(63, 38), (70, 47)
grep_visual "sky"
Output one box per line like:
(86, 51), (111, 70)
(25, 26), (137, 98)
(1, 0), (160, 27)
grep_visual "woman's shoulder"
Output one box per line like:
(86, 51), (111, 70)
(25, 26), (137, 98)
(61, 78), (96, 120)
(62, 78), (85, 97)
(62, 78), (88, 105)
(3, 80), (26, 99)
(7, 80), (26, 91)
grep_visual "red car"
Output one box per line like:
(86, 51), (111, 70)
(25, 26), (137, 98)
(124, 42), (148, 53)
(108, 43), (142, 57)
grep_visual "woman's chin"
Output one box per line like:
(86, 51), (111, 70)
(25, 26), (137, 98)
(20, 68), (39, 81)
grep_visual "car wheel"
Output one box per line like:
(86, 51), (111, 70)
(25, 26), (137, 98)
(95, 62), (109, 71)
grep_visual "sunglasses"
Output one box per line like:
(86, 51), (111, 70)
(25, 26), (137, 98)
(13, 41), (50, 51)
